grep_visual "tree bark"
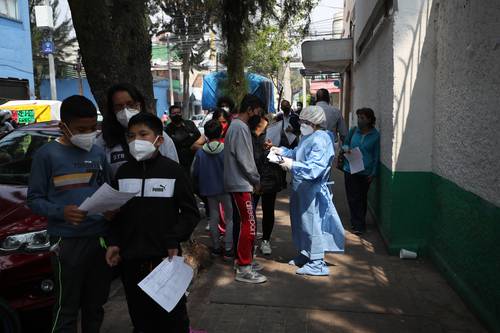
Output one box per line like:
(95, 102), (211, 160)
(225, 35), (246, 104)
(67, 0), (154, 112)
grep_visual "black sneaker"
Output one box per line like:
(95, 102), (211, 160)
(211, 247), (223, 256)
(223, 248), (234, 261)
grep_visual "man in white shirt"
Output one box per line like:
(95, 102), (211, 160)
(315, 88), (347, 144)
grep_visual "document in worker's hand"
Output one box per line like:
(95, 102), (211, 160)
(138, 256), (193, 312)
(267, 150), (283, 164)
(345, 147), (365, 174)
(78, 183), (138, 214)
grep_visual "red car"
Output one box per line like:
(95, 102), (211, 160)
(0, 121), (61, 332)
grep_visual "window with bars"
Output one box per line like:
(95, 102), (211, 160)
(0, 0), (19, 20)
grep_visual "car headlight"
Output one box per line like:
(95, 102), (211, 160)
(0, 230), (50, 252)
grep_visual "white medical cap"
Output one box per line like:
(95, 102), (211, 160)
(299, 106), (326, 125)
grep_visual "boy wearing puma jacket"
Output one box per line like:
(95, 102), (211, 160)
(106, 113), (199, 333)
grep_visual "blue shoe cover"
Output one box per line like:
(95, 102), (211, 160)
(296, 260), (329, 276)
(288, 254), (308, 267)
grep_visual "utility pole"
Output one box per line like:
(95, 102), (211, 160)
(76, 50), (83, 96)
(35, 3), (57, 100)
(302, 76), (307, 106)
(166, 33), (175, 106)
(47, 41), (57, 100)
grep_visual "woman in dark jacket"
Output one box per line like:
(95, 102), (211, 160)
(249, 115), (286, 255)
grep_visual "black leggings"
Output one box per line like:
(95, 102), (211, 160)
(344, 173), (371, 231)
(253, 192), (278, 241)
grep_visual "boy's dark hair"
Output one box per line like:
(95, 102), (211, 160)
(103, 83), (147, 148)
(356, 107), (377, 127)
(128, 112), (163, 136)
(204, 119), (222, 140)
(239, 94), (265, 114)
(60, 95), (97, 123)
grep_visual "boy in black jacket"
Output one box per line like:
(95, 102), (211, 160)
(105, 113), (199, 333)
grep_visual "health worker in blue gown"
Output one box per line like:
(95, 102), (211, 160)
(271, 106), (345, 276)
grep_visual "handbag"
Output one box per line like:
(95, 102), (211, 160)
(336, 127), (356, 171)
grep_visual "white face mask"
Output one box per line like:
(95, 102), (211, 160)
(129, 137), (159, 161)
(116, 107), (140, 128)
(63, 123), (97, 152)
(300, 123), (315, 136)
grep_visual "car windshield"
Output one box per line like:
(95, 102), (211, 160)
(0, 130), (60, 185)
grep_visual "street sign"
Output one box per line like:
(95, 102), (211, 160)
(41, 41), (55, 55)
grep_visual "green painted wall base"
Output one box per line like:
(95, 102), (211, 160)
(368, 164), (500, 332)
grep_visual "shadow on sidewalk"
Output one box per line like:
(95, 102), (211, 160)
(187, 170), (486, 333)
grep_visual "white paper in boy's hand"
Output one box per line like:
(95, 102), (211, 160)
(345, 147), (365, 174)
(138, 256), (193, 312)
(78, 183), (138, 215)
(267, 150), (282, 164)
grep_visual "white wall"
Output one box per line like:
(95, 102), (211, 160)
(392, 0), (436, 172)
(351, 14), (394, 169)
(433, 0), (500, 206)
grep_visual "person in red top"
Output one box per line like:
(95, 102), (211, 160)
(212, 108), (231, 143)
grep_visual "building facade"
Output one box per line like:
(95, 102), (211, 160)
(340, 0), (500, 331)
(0, 0), (34, 103)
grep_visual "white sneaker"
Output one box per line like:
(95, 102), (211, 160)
(260, 240), (272, 255)
(235, 265), (267, 284)
(234, 260), (264, 271)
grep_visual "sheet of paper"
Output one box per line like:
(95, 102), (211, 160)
(267, 150), (282, 164)
(138, 256), (194, 312)
(345, 147), (365, 174)
(79, 183), (138, 214)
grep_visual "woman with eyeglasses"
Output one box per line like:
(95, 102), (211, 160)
(271, 106), (345, 276)
(96, 83), (179, 176)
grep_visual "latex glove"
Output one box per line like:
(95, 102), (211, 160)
(270, 146), (284, 155)
(280, 156), (293, 171)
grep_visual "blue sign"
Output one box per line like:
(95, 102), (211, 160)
(41, 41), (55, 55)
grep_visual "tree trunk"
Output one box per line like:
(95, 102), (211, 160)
(220, 0), (249, 105)
(225, 35), (247, 104)
(67, 0), (154, 113)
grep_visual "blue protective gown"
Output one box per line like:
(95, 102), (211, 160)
(281, 130), (345, 260)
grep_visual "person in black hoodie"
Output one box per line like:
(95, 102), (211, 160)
(249, 115), (286, 256)
(105, 113), (199, 333)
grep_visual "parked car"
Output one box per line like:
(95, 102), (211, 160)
(0, 121), (62, 332)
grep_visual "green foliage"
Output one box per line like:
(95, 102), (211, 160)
(212, 0), (318, 104)
(246, 26), (290, 84)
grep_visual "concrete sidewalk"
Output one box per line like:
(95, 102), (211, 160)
(102, 170), (487, 332)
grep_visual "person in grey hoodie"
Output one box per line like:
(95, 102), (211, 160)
(224, 94), (266, 284)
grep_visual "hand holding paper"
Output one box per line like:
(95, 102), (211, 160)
(345, 147), (365, 174)
(138, 256), (193, 312)
(79, 183), (139, 215)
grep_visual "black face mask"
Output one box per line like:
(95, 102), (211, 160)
(171, 115), (182, 123)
